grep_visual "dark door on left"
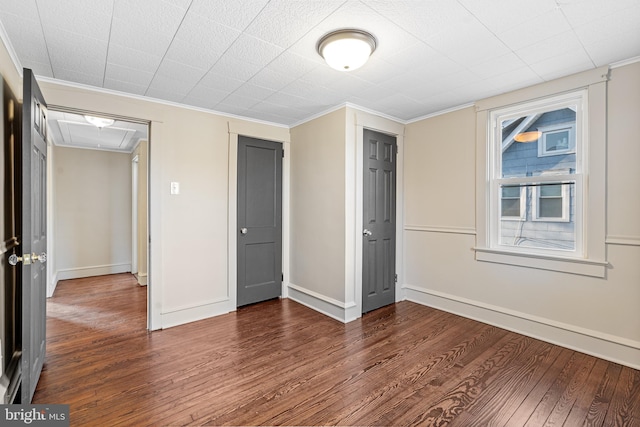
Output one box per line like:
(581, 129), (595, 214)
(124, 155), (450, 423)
(18, 69), (48, 403)
(237, 136), (283, 307)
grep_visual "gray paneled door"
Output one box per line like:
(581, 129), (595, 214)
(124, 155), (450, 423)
(237, 136), (283, 307)
(362, 129), (396, 313)
(20, 69), (48, 402)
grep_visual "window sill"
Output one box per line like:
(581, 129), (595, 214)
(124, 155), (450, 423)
(473, 247), (608, 278)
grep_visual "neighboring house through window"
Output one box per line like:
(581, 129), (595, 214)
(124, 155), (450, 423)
(493, 92), (582, 253)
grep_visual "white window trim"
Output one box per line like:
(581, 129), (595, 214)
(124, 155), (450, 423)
(531, 182), (570, 222)
(538, 122), (576, 157)
(474, 66), (609, 277)
(489, 92), (584, 258)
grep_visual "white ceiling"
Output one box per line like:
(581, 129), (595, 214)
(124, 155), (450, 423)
(48, 110), (148, 153)
(0, 0), (639, 127)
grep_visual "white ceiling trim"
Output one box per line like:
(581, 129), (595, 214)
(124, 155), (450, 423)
(36, 75), (290, 129)
(405, 103), (476, 124)
(610, 56), (640, 69)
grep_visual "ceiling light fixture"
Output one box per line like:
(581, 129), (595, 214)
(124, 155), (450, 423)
(514, 131), (542, 143)
(84, 115), (115, 128)
(317, 29), (377, 72)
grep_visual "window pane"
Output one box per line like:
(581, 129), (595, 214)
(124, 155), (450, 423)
(502, 186), (520, 198)
(545, 130), (569, 151)
(539, 184), (561, 197)
(501, 198), (520, 217)
(539, 198), (562, 218)
(501, 106), (576, 178)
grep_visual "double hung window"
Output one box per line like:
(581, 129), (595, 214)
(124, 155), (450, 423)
(489, 91), (585, 255)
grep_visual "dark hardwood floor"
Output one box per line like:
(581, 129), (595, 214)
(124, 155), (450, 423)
(34, 274), (640, 426)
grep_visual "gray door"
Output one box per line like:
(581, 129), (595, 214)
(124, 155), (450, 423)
(20, 69), (48, 402)
(237, 136), (282, 307)
(362, 129), (396, 313)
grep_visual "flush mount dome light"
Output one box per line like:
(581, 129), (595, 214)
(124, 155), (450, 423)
(84, 115), (115, 128)
(317, 29), (377, 71)
(514, 131), (542, 143)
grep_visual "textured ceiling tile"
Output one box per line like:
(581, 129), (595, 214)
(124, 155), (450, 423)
(529, 49), (595, 81)
(497, 8), (570, 51)
(514, 31), (585, 65)
(113, 0), (187, 31)
(0, 0), (38, 18)
(478, 66), (543, 93)
(55, 67), (104, 87)
(572, 6), (640, 48)
(248, 68), (297, 92)
(198, 70), (245, 92)
(425, 19), (510, 67)
(216, 92), (262, 109)
(145, 86), (187, 103)
(468, 52), (529, 80)
(458, 0), (558, 34)
(45, 28), (108, 77)
(155, 59), (207, 86)
(146, 73), (196, 98)
(164, 11), (241, 69)
(583, 30), (640, 67)
(184, 84), (233, 105)
(225, 34), (284, 67)
(109, 17), (174, 58)
(36, 0), (113, 40)
(244, 6), (313, 49)
(105, 63), (154, 87)
(266, 51), (320, 79)
(366, 0), (475, 42)
(232, 83), (276, 101)
(107, 44), (162, 74)
(189, 0), (269, 31)
(560, 0), (640, 27)
(262, 91), (310, 108)
(103, 77), (148, 95)
(207, 55), (263, 82)
(0, 13), (50, 64)
(20, 60), (53, 77)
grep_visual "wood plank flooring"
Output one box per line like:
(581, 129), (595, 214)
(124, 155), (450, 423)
(34, 274), (640, 426)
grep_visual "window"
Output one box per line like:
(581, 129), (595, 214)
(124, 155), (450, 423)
(501, 186), (524, 219)
(489, 91), (584, 256)
(538, 123), (576, 156)
(532, 183), (570, 222)
(474, 66), (608, 277)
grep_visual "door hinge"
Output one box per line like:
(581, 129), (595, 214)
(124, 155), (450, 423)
(281, 273), (284, 282)
(394, 274), (398, 283)
(282, 149), (285, 158)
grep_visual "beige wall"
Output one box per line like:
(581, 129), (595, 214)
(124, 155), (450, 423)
(289, 108), (346, 304)
(53, 146), (132, 278)
(403, 62), (640, 368)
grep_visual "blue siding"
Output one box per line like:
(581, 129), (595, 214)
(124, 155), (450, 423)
(500, 109), (576, 251)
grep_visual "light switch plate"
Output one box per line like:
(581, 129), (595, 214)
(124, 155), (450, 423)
(170, 182), (180, 195)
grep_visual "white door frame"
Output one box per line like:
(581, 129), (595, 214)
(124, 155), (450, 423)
(131, 154), (139, 275)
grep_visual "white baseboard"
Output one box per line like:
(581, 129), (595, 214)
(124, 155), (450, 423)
(160, 298), (234, 329)
(135, 273), (148, 286)
(287, 283), (356, 323)
(403, 284), (640, 370)
(56, 263), (132, 281)
(47, 271), (58, 298)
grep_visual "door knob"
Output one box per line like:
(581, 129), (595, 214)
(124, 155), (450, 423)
(240, 227), (248, 235)
(32, 252), (47, 263)
(9, 253), (31, 266)
(363, 229), (372, 236)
